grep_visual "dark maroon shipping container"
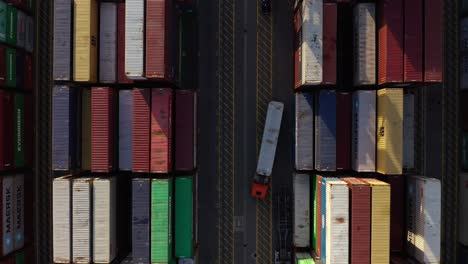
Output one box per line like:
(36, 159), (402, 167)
(403, 0), (423, 82)
(175, 90), (196, 171)
(336, 92), (351, 170)
(145, 0), (173, 81)
(0, 90), (13, 170)
(25, 54), (33, 90)
(151, 88), (172, 173)
(378, 0), (404, 84)
(133, 88), (151, 173)
(0, 45), (5, 87)
(24, 94), (33, 167)
(323, 3), (337, 85)
(386, 175), (406, 252)
(117, 3), (132, 84)
(424, 0), (443, 82)
(316, 175), (323, 258)
(91, 87), (115, 173)
(343, 177), (371, 264)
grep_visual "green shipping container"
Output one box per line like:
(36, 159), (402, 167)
(151, 178), (172, 263)
(295, 252), (315, 264)
(6, 5), (16, 45)
(15, 250), (25, 264)
(175, 176), (193, 258)
(311, 174), (316, 250)
(14, 93), (24, 167)
(0, 1), (7, 42)
(7, 47), (16, 87)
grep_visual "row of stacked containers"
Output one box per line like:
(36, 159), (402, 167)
(292, 0), (442, 263)
(0, 0), (34, 262)
(52, 0), (197, 263)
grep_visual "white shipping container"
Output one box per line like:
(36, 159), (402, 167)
(403, 93), (415, 169)
(293, 173), (310, 247)
(300, 0), (322, 85)
(1, 176), (14, 256)
(99, 3), (117, 83)
(352, 90), (376, 172)
(256, 101), (284, 176)
(125, 0), (145, 79)
(325, 180), (349, 264)
(460, 173), (468, 246)
(93, 177), (117, 263)
(73, 178), (93, 263)
(353, 3), (376, 85)
(13, 174), (24, 250)
(412, 176), (441, 263)
(52, 176), (72, 263)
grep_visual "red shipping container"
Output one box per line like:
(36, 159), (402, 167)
(336, 92), (351, 170)
(343, 177), (371, 264)
(378, 0), (404, 84)
(386, 175), (406, 252)
(316, 175), (323, 258)
(424, 0), (443, 82)
(403, 0), (423, 82)
(0, 90), (13, 170)
(117, 3), (132, 84)
(0, 45), (5, 87)
(323, 3), (337, 85)
(24, 54), (33, 90)
(151, 88), (172, 173)
(24, 94), (33, 167)
(294, 10), (301, 89)
(145, 0), (173, 81)
(175, 90), (196, 171)
(133, 88), (151, 172)
(91, 87), (115, 172)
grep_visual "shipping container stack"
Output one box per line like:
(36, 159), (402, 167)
(461, 3), (468, 262)
(51, 0), (198, 263)
(292, 0), (443, 262)
(0, 0), (34, 262)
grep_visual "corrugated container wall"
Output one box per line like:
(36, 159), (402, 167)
(385, 176), (405, 253)
(353, 3), (376, 85)
(16, 51), (24, 89)
(1, 176), (14, 256)
(325, 180), (349, 264)
(322, 3), (336, 85)
(320, 177), (339, 263)
(14, 93), (24, 168)
(7, 48), (16, 88)
(294, 11), (301, 88)
(424, 0), (443, 82)
(403, 0), (423, 82)
(133, 88), (150, 172)
(74, 0), (98, 82)
(352, 90), (376, 172)
(406, 176), (417, 256)
(362, 179), (390, 264)
(13, 174), (24, 250)
(82, 88), (92, 171)
(315, 90), (336, 171)
(460, 173), (468, 246)
(342, 178), (370, 264)
(25, 14), (33, 52)
(403, 92), (415, 169)
(175, 90), (196, 171)
(16, 10), (25, 48)
(53, 176), (72, 263)
(99, 3), (117, 83)
(72, 178), (92, 263)
(91, 87), (115, 173)
(336, 93), (351, 170)
(462, 18), (468, 89)
(93, 177), (117, 263)
(0, 45), (6, 86)
(293, 173), (310, 248)
(56, 0), (72, 79)
(125, 0), (145, 79)
(7, 6), (17, 46)
(315, 175), (323, 258)
(151, 178), (172, 263)
(119, 90), (133, 171)
(0, 2), (6, 43)
(117, 3), (132, 84)
(295, 92), (314, 170)
(132, 178), (150, 263)
(311, 174), (317, 250)
(25, 54), (32, 90)
(151, 88), (172, 173)
(378, 0), (403, 84)
(52, 86), (76, 170)
(175, 176), (194, 258)
(377, 88), (403, 175)
(0, 90), (13, 170)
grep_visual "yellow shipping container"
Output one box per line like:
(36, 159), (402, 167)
(361, 178), (390, 264)
(377, 88), (403, 174)
(74, 0), (98, 82)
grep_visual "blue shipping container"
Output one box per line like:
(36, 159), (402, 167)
(295, 92), (314, 170)
(119, 90), (133, 170)
(315, 90), (336, 171)
(320, 177), (339, 262)
(132, 178), (151, 263)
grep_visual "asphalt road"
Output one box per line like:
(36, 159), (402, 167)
(198, 0), (295, 263)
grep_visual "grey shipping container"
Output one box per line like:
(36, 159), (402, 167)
(53, 0), (72, 80)
(125, 0), (145, 79)
(119, 90), (133, 170)
(52, 176), (73, 263)
(99, 3), (117, 83)
(72, 177), (93, 263)
(295, 92), (314, 170)
(352, 90), (376, 172)
(293, 173), (310, 247)
(353, 3), (376, 85)
(315, 90), (336, 171)
(403, 93), (415, 169)
(52, 85), (76, 170)
(132, 178), (151, 263)
(16, 10), (25, 49)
